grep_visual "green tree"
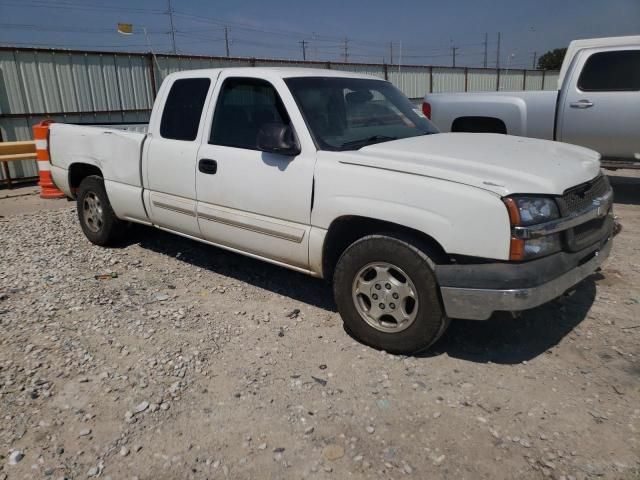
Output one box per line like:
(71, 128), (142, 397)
(537, 48), (567, 70)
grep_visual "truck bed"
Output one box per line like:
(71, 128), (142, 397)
(49, 123), (148, 189)
(49, 123), (150, 223)
(425, 90), (558, 140)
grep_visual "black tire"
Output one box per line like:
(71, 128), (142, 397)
(333, 234), (450, 355)
(76, 175), (126, 246)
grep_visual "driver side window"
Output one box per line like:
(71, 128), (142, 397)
(210, 78), (291, 150)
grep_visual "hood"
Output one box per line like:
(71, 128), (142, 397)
(343, 133), (601, 196)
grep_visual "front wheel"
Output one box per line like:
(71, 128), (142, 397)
(333, 234), (450, 354)
(76, 175), (126, 246)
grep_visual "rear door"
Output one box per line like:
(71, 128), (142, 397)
(143, 75), (214, 237)
(558, 48), (640, 161)
(195, 73), (316, 269)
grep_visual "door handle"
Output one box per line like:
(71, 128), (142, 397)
(570, 100), (594, 109)
(198, 158), (217, 174)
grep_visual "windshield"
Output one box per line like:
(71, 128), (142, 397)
(285, 77), (439, 151)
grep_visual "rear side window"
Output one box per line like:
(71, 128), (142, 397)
(160, 78), (211, 140)
(210, 78), (291, 150)
(578, 50), (640, 92)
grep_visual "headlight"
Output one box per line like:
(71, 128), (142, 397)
(508, 197), (559, 225)
(503, 196), (562, 261)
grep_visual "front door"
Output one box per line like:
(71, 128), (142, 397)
(195, 74), (316, 269)
(559, 48), (640, 162)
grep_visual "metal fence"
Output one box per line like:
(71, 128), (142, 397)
(0, 46), (560, 184)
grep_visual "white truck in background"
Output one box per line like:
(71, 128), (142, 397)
(423, 35), (640, 169)
(45, 67), (615, 354)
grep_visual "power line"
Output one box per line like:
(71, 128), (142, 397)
(0, 0), (165, 14)
(0, 40), (173, 49)
(175, 32), (224, 42)
(171, 8), (487, 54)
(0, 22), (168, 35)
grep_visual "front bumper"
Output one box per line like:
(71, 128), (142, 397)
(437, 234), (612, 320)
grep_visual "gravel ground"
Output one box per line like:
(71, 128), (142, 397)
(0, 186), (70, 217)
(0, 172), (639, 480)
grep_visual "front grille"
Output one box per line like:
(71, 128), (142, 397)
(557, 175), (610, 216)
(557, 175), (612, 252)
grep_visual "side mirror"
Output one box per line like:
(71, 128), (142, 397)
(257, 123), (301, 156)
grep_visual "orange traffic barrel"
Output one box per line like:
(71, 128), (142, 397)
(33, 120), (65, 199)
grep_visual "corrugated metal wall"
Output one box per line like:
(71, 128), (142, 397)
(0, 46), (559, 183)
(467, 69), (497, 92)
(544, 71), (560, 90)
(525, 70), (544, 90)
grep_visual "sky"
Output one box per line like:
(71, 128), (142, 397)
(0, 0), (638, 68)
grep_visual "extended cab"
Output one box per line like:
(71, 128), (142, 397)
(47, 67), (615, 354)
(423, 35), (640, 169)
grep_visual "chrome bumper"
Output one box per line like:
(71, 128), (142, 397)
(440, 238), (612, 320)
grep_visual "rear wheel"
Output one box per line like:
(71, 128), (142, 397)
(76, 175), (126, 246)
(333, 234), (450, 354)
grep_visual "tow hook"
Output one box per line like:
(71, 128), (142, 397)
(613, 215), (623, 237)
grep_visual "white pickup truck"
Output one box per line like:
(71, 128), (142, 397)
(424, 35), (640, 169)
(47, 67), (615, 354)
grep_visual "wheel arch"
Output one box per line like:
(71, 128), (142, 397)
(68, 163), (104, 197)
(451, 116), (507, 134)
(321, 215), (450, 280)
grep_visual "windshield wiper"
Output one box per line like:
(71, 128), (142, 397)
(340, 135), (397, 149)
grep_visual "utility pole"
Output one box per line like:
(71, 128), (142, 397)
(496, 32), (501, 69)
(224, 26), (230, 57)
(312, 32), (318, 60)
(342, 37), (349, 62)
(452, 46), (458, 67)
(389, 41), (393, 65)
(483, 32), (488, 67)
(299, 40), (307, 61)
(532, 51), (538, 69)
(167, 0), (177, 54)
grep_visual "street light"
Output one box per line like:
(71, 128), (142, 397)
(117, 23), (161, 73)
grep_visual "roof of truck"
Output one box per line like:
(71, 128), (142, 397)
(558, 35), (640, 88)
(165, 67), (378, 81)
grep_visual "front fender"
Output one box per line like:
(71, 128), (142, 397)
(312, 157), (511, 261)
